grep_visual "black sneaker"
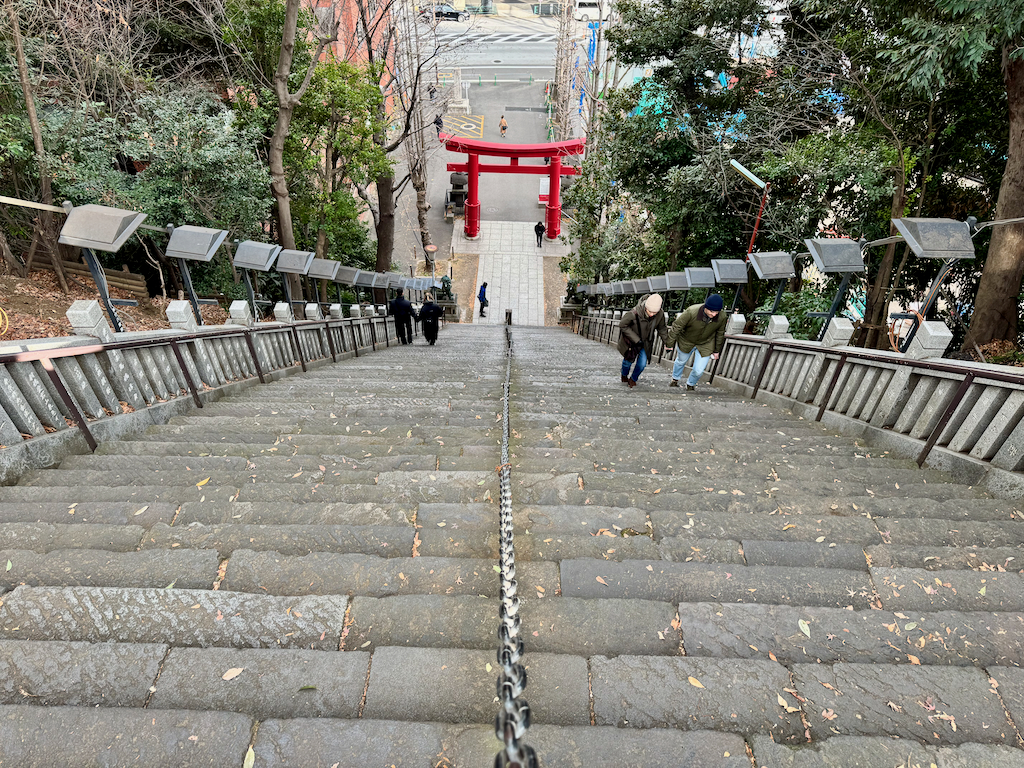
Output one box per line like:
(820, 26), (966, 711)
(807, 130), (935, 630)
(686, 384), (696, 391)
(669, 380), (680, 387)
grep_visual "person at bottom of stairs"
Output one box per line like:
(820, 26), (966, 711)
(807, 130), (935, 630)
(667, 293), (726, 390)
(477, 282), (488, 318)
(617, 293), (669, 388)
(419, 292), (444, 345)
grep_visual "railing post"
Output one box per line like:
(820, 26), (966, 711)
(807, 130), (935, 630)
(243, 331), (266, 384)
(168, 340), (203, 409)
(325, 321), (338, 362)
(750, 342), (775, 399)
(917, 373), (975, 467)
(369, 318), (378, 351)
(709, 338), (728, 384)
(40, 357), (97, 452)
(815, 353), (847, 422)
(289, 326), (307, 372)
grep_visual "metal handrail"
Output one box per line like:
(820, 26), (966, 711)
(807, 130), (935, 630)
(0, 314), (397, 452)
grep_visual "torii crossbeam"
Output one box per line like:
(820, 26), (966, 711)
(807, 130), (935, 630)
(441, 134), (585, 239)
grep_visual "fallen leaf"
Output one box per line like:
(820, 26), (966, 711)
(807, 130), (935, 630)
(196, 477), (210, 488)
(134, 506), (149, 516)
(907, 654), (921, 665)
(815, 536), (825, 543)
(243, 746), (255, 768)
(4, 560), (10, 572)
(821, 708), (837, 721)
(222, 667), (244, 681)
(298, 685), (317, 691)
(979, 586), (987, 596)
(596, 576), (608, 586)
(485, 662), (492, 673)
(798, 619), (811, 638)
(782, 524), (795, 531)
(688, 676), (705, 689)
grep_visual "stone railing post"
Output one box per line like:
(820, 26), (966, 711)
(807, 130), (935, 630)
(66, 300), (145, 409)
(166, 300), (215, 386)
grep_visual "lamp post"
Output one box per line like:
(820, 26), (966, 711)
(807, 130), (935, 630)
(730, 159), (770, 256)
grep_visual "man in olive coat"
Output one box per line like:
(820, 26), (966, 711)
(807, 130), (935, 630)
(617, 294), (669, 388)
(667, 293), (726, 390)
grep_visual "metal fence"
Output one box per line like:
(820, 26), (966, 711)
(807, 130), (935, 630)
(0, 314), (404, 457)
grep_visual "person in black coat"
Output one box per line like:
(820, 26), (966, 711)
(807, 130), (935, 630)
(389, 289), (416, 345)
(419, 292), (444, 345)
(534, 221), (546, 246)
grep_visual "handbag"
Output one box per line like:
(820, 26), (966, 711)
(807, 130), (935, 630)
(623, 310), (642, 361)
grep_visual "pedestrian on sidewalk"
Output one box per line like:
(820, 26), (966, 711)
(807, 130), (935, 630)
(389, 288), (417, 345)
(419, 292), (444, 345)
(667, 293), (726, 391)
(499, 115), (508, 138)
(434, 114), (444, 137)
(478, 281), (488, 317)
(617, 293), (668, 388)
(534, 221), (546, 246)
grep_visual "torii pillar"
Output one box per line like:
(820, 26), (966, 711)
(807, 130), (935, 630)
(441, 134), (585, 240)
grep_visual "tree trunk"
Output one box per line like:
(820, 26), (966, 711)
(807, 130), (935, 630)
(859, 163), (907, 349)
(963, 48), (1024, 350)
(374, 172), (397, 303)
(8, 0), (67, 292)
(412, 165), (431, 250)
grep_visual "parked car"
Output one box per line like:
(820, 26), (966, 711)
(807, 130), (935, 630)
(420, 4), (470, 21)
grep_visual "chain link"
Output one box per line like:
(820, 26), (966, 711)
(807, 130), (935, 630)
(494, 327), (538, 768)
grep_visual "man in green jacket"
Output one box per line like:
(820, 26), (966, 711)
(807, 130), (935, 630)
(667, 293), (726, 391)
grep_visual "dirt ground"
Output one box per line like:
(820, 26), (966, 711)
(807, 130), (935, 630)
(0, 269), (228, 342)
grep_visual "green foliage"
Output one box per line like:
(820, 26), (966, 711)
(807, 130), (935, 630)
(753, 283), (834, 340)
(43, 91), (271, 238)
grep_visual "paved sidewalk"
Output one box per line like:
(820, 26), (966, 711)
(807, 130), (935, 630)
(453, 220), (571, 325)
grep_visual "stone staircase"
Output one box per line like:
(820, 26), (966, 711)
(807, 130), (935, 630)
(1, 324), (1023, 766)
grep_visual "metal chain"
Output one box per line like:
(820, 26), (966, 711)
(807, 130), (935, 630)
(494, 327), (538, 768)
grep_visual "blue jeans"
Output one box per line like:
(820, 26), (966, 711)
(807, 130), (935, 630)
(621, 348), (648, 381)
(673, 346), (712, 385)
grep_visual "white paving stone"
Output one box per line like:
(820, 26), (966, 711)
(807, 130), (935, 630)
(452, 221), (572, 327)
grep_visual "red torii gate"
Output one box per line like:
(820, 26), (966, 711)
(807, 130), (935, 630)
(441, 133), (585, 240)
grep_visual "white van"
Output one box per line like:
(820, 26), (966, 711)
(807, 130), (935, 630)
(574, 0), (610, 22)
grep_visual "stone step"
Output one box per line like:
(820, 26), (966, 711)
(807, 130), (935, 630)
(1, 549), (218, 591)
(140, 522), (413, 558)
(572, 465), (950, 489)
(0, 586), (347, 648)
(0, 501), (177, 527)
(221, 551), (558, 597)
(0, 481), (496, 506)
(60, 454), (441, 474)
(511, 453), (919, 473)
(0, 523), (144, 553)
(98, 440), (469, 458)
(0, 705), (253, 766)
(345, 595), (680, 656)
(587, 656), (1016, 746)
(175, 500), (415, 527)
(677, 602), (1024, 667)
